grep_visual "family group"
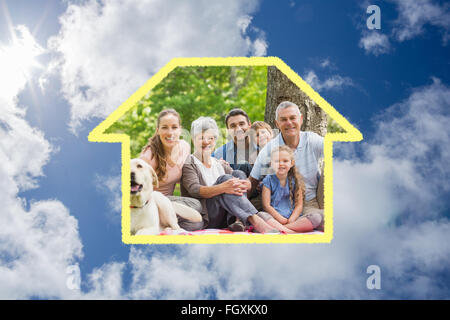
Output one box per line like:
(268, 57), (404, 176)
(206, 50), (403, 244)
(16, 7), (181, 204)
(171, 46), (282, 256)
(139, 101), (324, 234)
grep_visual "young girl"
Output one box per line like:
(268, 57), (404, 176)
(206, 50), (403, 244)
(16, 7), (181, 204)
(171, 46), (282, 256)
(259, 146), (316, 233)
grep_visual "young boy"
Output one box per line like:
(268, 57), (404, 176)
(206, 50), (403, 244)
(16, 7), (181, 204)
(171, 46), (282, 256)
(248, 121), (273, 164)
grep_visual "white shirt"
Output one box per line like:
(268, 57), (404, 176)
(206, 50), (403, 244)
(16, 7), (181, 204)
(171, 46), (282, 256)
(193, 156), (225, 186)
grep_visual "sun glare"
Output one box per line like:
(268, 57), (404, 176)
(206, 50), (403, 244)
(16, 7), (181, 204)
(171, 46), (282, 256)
(0, 25), (44, 93)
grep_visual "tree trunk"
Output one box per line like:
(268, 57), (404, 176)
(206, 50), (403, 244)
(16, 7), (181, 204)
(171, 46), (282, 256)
(264, 66), (327, 137)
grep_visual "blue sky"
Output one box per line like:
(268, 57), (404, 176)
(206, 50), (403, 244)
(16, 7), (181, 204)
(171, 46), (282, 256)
(0, 0), (449, 299)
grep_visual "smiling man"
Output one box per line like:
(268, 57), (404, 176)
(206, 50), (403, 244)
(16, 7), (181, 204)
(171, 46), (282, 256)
(212, 108), (256, 177)
(249, 101), (324, 231)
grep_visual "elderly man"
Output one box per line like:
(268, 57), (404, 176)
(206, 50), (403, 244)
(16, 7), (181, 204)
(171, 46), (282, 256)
(249, 101), (324, 231)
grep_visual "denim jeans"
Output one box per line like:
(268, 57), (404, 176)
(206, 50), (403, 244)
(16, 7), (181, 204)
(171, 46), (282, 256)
(206, 170), (258, 229)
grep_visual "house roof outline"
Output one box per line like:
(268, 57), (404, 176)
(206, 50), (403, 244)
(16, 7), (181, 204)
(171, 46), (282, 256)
(89, 57), (363, 244)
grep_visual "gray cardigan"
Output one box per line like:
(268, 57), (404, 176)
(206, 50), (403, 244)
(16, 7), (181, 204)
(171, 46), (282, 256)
(180, 154), (232, 228)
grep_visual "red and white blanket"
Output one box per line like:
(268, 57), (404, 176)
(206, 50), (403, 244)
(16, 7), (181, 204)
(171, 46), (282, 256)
(159, 228), (324, 235)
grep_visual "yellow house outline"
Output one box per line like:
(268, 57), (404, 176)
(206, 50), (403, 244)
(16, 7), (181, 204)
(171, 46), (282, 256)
(88, 57), (363, 244)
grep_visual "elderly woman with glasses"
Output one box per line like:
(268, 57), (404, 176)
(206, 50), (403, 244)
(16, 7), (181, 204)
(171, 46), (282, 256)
(181, 116), (280, 233)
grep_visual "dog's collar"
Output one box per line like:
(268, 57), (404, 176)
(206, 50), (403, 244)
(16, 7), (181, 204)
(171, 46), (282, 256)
(130, 200), (150, 209)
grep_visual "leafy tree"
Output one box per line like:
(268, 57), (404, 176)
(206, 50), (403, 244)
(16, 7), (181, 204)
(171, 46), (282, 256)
(107, 66), (267, 157)
(107, 65), (344, 158)
(327, 117), (346, 133)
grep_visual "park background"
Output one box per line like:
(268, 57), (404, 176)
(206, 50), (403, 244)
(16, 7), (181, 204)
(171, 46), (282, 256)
(107, 65), (343, 158)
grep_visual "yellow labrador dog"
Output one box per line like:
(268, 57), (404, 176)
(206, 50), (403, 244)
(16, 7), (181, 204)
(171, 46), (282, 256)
(130, 158), (202, 235)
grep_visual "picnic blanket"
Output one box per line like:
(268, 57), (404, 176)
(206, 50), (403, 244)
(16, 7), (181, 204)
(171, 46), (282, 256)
(159, 228), (324, 236)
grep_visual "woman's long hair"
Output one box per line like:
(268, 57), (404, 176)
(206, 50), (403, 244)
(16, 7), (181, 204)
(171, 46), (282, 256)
(141, 109), (181, 182)
(272, 146), (306, 209)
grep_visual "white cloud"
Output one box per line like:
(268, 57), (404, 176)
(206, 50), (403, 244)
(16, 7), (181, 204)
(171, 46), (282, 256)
(252, 37), (268, 56)
(358, 0), (450, 55)
(303, 70), (354, 92)
(83, 262), (125, 300)
(359, 31), (391, 55)
(0, 26), (83, 299)
(391, 0), (450, 43)
(94, 173), (122, 220)
(0, 200), (83, 299)
(237, 15), (252, 34)
(319, 58), (331, 68)
(85, 79), (450, 299)
(48, 0), (266, 132)
(128, 247), (219, 299)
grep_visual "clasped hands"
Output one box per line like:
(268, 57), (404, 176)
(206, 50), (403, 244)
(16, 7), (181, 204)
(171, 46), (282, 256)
(221, 178), (250, 196)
